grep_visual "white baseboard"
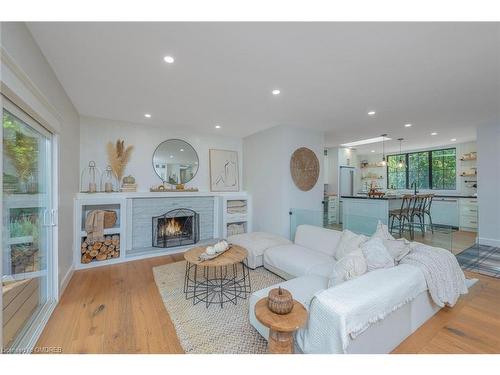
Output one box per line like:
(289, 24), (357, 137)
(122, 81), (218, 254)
(477, 237), (500, 247)
(59, 266), (74, 298)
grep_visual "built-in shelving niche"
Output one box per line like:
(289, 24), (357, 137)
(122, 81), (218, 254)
(76, 201), (124, 268)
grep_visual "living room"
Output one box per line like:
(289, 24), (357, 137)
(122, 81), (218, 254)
(1, 1), (500, 372)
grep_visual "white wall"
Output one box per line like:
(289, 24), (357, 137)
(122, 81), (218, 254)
(477, 124), (500, 247)
(244, 125), (324, 239)
(80, 116), (243, 192)
(1, 22), (80, 295)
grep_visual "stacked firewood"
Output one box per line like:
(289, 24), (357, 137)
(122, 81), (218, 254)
(81, 234), (120, 264)
(11, 246), (39, 273)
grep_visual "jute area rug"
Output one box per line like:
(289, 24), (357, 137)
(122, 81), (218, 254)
(153, 260), (283, 354)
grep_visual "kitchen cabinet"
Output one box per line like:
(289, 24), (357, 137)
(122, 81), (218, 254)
(325, 195), (339, 224)
(459, 198), (478, 232)
(430, 198), (459, 228)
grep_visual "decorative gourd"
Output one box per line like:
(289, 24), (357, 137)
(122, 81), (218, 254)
(267, 287), (293, 315)
(123, 175), (136, 184)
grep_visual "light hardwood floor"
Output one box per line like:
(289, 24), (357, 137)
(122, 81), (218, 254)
(35, 254), (500, 354)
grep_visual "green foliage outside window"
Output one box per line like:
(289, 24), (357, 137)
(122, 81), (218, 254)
(387, 154), (406, 189)
(431, 149), (456, 190)
(408, 151), (430, 189)
(387, 148), (456, 190)
(3, 110), (39, 193)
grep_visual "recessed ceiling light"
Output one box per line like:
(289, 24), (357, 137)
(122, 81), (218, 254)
(450, 138), (457, 142)
(180, 148), (184, 152)
(368, 111), (376, 116)
(169, 155), (174, 159)
(272, 89), (281, 95)
(341, 136), (392, 148)
(215, 124), (221, 129)
(404, 123), (412, 127)
(431, 132), (438, 136)
(144, 113), (151, 118)
(371, 150), (376, 153)
(163, 55), (175, 64)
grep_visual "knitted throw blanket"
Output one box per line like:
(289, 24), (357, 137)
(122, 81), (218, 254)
(400, 242), (468, 307)
(85, 210), (105, 243)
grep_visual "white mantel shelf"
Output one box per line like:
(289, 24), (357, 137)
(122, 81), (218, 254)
(76, 191), (248, 199)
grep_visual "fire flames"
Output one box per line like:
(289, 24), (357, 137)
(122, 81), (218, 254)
(159, 218), (183, 237)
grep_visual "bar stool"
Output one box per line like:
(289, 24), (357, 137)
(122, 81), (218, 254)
(410, 195), (427, 237)
(422, 194), (434, 233)
(389, 195), (415, 238)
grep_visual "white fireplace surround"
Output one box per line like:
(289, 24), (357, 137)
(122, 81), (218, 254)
(74, 191), (251, 269)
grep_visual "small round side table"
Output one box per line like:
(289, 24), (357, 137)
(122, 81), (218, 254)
(254, 297), (308, 354)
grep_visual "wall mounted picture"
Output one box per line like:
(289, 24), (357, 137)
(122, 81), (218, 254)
(209, 149), (239, 192)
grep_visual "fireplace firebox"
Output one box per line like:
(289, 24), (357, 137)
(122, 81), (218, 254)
(152, 208), (199, 248)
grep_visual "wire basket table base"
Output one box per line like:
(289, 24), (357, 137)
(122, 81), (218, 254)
(183, 260), (251, 308)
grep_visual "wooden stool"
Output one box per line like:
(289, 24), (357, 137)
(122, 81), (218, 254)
(254, 298), (308, 354)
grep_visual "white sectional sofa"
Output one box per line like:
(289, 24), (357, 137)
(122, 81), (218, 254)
(248, 224), (442, 354)
(263, 224), (340, 279)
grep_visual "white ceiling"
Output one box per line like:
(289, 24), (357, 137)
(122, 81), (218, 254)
(27, 22), (500, 152)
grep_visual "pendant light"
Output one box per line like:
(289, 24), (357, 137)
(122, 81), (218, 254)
(380, 134), (388, 166)
(397, 138), (405, 168)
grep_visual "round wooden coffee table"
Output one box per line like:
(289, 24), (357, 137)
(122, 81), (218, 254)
(183, 245), (251, 308)
(255, 297), (308, 354)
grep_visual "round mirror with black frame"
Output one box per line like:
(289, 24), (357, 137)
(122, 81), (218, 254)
(152, 139), (199, 185)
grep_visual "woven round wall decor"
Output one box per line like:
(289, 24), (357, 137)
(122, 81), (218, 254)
(290, 147), (320, 191)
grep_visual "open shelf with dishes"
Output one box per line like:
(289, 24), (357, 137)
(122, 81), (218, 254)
(360, 164), (385, 169)
(460, 152), (477, 161)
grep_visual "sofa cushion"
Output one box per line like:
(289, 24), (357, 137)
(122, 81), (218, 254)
(383, 238), (411, 262)
(361, 237), (395, 271)
(305, 260), (338, 279)
(228, 231), (292, 269)
(334, 230), (368, 260)
(371, 221), (395, 241)
(328, 249), (368, 287)
(264, 244), (334, 279)
(294, 225), (342, 257)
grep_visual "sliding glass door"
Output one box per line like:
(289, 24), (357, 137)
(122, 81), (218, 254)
(2, 98), (55, 352)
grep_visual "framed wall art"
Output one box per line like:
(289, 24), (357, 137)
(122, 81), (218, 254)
(209, 149), (239, 192)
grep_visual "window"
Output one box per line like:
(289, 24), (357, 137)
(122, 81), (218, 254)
(2, 97), (56, 352)
(386, 148), (456, 190)
(431, 148), (457, 190)
(387, 154), (406, 189)
(408, 151), (430, 189)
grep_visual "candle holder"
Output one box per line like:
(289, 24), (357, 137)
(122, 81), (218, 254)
(80, 161), (102, 193)
(100, 165), (118, 193)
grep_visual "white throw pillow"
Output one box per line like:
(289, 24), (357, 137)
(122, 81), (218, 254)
(361, 237), (395, 271)
(383, 238), (411, 262)
(334, 230), (367, 260)
(328, 249), (367, 287)
(371, 220), (395, 241)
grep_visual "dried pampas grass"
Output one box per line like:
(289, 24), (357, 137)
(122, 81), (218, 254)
(107, 139), (134, 184)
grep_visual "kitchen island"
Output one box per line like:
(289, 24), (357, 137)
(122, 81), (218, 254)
(341, 196), (403, 235)
(341, 194), (478, 236)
